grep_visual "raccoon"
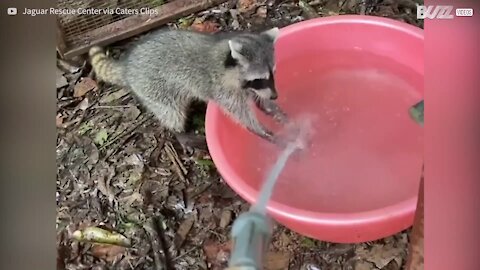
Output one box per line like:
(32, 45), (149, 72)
(89, 27), (288, 143)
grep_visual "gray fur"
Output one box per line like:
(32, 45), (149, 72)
(89, 27), (287, 142)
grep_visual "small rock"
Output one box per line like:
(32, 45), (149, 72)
(219, 209), (232, 228)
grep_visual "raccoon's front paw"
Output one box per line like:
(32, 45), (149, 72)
(260, 130), (281, 145)
(273, 111), (289, 124)
(263, 132), (289, 148)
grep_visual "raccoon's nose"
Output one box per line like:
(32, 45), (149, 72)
(270, 92), (278, 100)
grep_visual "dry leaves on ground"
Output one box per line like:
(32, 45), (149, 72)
(265, 251), (292, 270)
(238, 0), (258, 14)
(174, 215), (196, 248)
(91, 244), (127, 262)
(356, 242), (405, 269)
(190, 20), (221, 33)
(74, 77), (98, 97)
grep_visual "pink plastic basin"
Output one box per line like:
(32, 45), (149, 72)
(205, 15), (424, 243)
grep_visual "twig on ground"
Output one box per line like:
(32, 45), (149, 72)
(100, 116), (153, 151)
(188, 183), (212, 200)
(143, 217), (168, 270)
(172, 246), (198, 262)
(164, 141), (189, 183)
(99, 115), (154, 162)
(94, 105), (134, 109)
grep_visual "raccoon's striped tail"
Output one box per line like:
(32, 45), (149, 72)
(89, 46), (127, 87)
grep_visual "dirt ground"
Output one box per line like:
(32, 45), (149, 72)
(56, 0), (424, 269)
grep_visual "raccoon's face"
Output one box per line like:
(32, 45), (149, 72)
(227, 28), (280, 100)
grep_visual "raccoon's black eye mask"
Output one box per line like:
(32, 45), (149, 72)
(242, 70), (275, 91)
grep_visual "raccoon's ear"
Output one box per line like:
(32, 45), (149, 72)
(228, 40), (246, 63)
(262, 27), (280, 42)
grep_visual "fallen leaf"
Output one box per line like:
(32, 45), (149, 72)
(74, 77), (98, 97)
(72, 227), (131, 247)
(56, 69), (68, 89)
(91, 244), (126, 262)
(56, 113), (64, 128)
(238, 0), (257, 14)
(219, 209), (232, 228)
(174, 215), (195, 248)
(327, 11), (340, 16)
(382, 259), (400, 270)
(356, 243), (404, 269)
(190, 20), (221, 33)
(354, 261), (376, 270)
(299, 0), (318, 19)
(94, 129), (109, 146)
(203, 239), (233, 262)
(125, 153), (144, 169)
(119, 191), (144, 206)
(255, 5), (267, 18)
(123, 106), (141, 121)
(100, 89), (129, 104)
(265, 251), (291, 270)
(324, 0), (341, 12)
(92, 161), (115, 203)
(77, 97), (89, 111)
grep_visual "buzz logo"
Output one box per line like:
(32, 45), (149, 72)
(417, 5), (454, 19)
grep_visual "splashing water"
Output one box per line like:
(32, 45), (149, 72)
(251, 118), (313, 214)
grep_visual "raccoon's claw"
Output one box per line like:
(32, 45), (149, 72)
(262, 131), (287, 148)
(259, 130), (280, 145)
(256, 100), (289, 124)
(259, 130), (290, 149)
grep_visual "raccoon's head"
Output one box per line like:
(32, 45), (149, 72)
(226, 28), (280, 100)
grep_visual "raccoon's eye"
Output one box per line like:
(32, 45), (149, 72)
(243, 79), (267, 90)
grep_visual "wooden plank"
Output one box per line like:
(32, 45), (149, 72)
(62, 0), (228, 59)
(405, 167), (424, 270)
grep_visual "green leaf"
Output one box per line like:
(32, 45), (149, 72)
(301, 237), (317, 248)
(78, 121), (94, 135)
(94, 129), (109, 146)
(196, 159), (215, 168)
(178, 16), (195, 28)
